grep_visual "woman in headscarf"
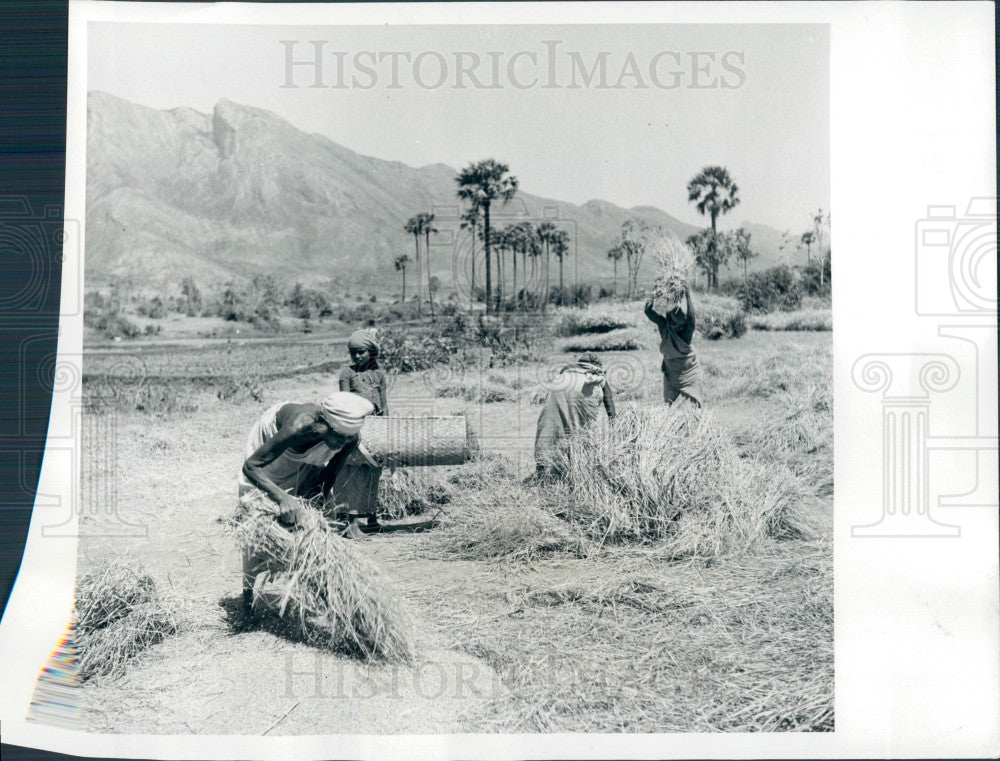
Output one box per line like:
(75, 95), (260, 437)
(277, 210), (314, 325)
(238, 392), (376, 618)
(644, 285), (703, 407)
(329, 328), (389, 533)
(338, 329), (388, 415)
(534, 353), (616, 477)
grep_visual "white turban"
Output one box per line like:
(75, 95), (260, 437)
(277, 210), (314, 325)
(320, 392), (375, 436)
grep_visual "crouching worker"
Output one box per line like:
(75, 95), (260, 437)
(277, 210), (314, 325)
(533, 353), (616, 478)
(331, 329), (388, 534)
(237, 392), (375, 618)
(644, 285), (703, 408)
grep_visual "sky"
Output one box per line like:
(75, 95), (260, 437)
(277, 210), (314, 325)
(88, 22), (829, 233)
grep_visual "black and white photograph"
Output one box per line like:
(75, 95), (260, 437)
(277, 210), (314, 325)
(0, 2), (995, 759)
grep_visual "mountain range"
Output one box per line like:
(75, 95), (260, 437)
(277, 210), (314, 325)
(85, 91), (793, 292)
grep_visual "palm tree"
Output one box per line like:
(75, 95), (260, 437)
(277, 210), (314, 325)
(606, 243), (623, 297)
(801, 230), (816, 263)
(419, 212), (439, 318)
(517, 222), (538, 308)
(733, 226), (756, 281)
(460, 203), (480, 307)
(394, 254), (411, 303)
(687, 166), (741, 289)
(551, 229), (570, 305)
(455, 160), (519, 314)
(403, 215), (424, 316)
(536, 221), (556, 309)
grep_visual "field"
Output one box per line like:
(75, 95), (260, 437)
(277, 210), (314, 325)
(70, 299), (833, 734)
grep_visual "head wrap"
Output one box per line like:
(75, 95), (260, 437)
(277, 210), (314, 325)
(348, 329), (380, 355)
(560, 353), (605, 384)
(319, 392), (375, 436)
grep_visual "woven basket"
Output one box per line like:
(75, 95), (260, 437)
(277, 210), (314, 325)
(360, 414), (478, 467)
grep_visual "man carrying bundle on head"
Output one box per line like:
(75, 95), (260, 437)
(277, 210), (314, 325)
(645, 275), (703, 408)
(237, 392), (375, 619)
(533, 353), (616, 478)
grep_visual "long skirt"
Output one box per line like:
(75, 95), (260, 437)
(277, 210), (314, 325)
(662, 355), (704, 407)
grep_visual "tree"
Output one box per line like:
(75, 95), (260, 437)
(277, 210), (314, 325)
(419, 212), (439, 318)
(620, 219), (649, 299)
(455, 160), (519, 314)
(732, 226), (757, 281)
(800, 230), (816, 262)
(536, 221), (557, 309)
(516, 222), (539, 307)
(687, 228), (734, 288)
(687, 166), (741, 289)
(460, 203), (480, 307)
(403, 215), (424, 316)
(551, 228), (570, 304)
(812, 209), (830, 288)
(394, 254), (411, 303)
(606, 243), (623, 297)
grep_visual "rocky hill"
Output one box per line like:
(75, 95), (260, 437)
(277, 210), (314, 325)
(85, 91), (789, 292)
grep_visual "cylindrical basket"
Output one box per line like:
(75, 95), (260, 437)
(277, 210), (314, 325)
(359, 414), (478, 467)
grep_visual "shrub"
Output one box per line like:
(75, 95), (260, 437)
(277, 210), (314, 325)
(562, 328), (647, 352)
(135, 295), (167, 319)
(696, 295), (747, 340)
(286, 283), (333, 319)
(798, 256), (832, 297)
(217, 275), (282, 328)
(216, 373), (265, 403)
(554, 304), (637, 336)
(737, 266), (803, 313)
(179, 275), (202, 316)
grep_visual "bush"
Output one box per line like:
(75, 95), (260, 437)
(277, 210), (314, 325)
(737, 266), (803, 313)
(84, 291), (143, 339)
(178, 275), (202, 316)
(285, 283), (333, 319)
(135, 295), (167, 319)
(217, 276), (282, 328)
(695, 294), (747, 340)
(798, 256), (832, 297)
(216, 374), (265, 403)
(554, 304), (637, 336)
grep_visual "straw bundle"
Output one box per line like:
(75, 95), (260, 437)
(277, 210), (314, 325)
(229, 492), (415, 663)
(74, 561), (181, 681)
(360, 415), (477, 467)
(648, 229), (696, 309)
(553, 404), (814, 556)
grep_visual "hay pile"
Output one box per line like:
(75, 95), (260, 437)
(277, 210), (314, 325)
(377, 467), (452, 520)
(228, 493), (415, 662)
(74, 561), (181, 681)
(648, 230), (697, 309)
(553, 404), (816, 556)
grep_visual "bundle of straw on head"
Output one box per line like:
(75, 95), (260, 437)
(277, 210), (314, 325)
(647, 228), (696, 308)
(229, 493), (415, 663)
(74, 560), (181, 681)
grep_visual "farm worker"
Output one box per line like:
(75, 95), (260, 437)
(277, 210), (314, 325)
(644, 286), (703, 407)
(238, 392), (375, 615)
(534, 353), (616, 476)
(330, 329), (389, 534)
(338, 329), (388, 415)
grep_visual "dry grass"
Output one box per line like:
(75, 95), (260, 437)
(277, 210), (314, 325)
(748, 309), (832, 332)
(561, 328), (648, 352)
(227, 492), (416, 663)
(447, 541), (833, 732)
(553, 304), (639, 336)
(75, 561), (182, 681)
(733, 385), (833, 497)
(377, 467), (453, 520)
(435, 382), (516, 404)
(552, 404), (817, 555)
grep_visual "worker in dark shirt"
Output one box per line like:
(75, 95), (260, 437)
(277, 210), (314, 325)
(644, 287), (703, 407)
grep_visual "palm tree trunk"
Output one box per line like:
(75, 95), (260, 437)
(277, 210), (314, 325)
(559, 258), (564, 305)
(483, 205), (492, 315)
(412, 234), (422, 316)
(470, 223), (476, 309)
(543, 243), (550, 310)
(512, 249), (518, 310)
(425, 230), (435, 319)
(401, 268), (407, 302)
(612, 258), (618, 297)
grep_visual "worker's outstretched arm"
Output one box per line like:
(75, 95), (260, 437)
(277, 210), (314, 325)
(243, 424), (316, 522)
(644, 299), (667, 327)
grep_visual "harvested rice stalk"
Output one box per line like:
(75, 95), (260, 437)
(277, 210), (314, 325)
(228, 493), (415, 663)
(648, 229), (696, 311)
(74, 561), (181, 681)
(554, 404), (815, 555)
